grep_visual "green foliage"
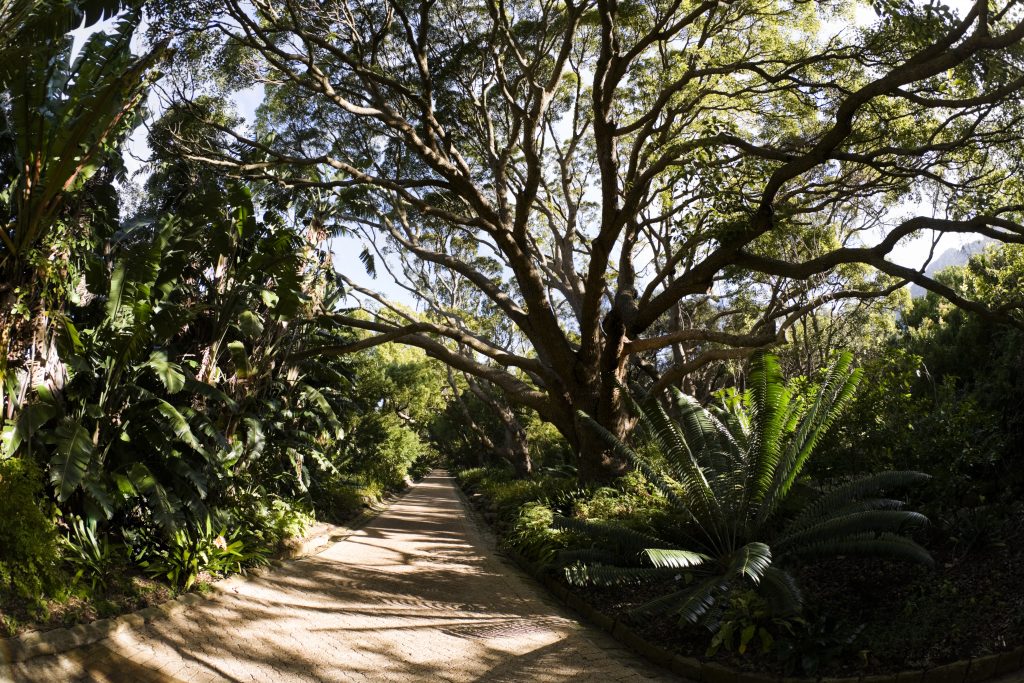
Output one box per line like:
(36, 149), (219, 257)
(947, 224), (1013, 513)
(408, 452), (441, 481)
(224, 488), (316, 552)
(559, 352), (931, 625)
(311, 478), (377, 523)
(136, 517), (263, 590)
(61, 515), (119, 592)
(815, 244), (1024, 514)
(0, 458), (62, 598)
(705, 590), (798, 658)
(505, 502), (564, 564)
(526, 419), (574, 470)
(815, 348), (1006, 495)
(773, 612), (865, 677)
(456, 467), (509, 492)
(334, 342), (445, 489)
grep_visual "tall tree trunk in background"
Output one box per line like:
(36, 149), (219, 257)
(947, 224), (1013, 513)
(466, 376), (532, 477)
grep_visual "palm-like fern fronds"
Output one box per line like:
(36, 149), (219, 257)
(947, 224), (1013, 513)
(556, 351), (931, 625)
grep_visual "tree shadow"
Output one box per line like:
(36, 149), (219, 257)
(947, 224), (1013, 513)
(9, 474), (677, 682)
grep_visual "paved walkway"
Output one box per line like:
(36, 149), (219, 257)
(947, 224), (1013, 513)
(8, 473), (677, 682)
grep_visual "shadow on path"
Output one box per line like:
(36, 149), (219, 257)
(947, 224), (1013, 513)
(10, 473), (677, 682)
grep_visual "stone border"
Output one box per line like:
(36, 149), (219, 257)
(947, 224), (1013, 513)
(0, 491), (401, 666)
(455, 480), (1024, 683)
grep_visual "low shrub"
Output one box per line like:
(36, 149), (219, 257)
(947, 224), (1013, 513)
(505, 502), (565, 564)
(0, 457), (63, 600)
(571, 470), (672, 535)
(134, 516), (267, 590)
(311, 477), (381, 523)
(408, 451), (441, 481)
(224, 487), (315, 552)
(456, 466), (511, 493)
(61, 515), (121, 592)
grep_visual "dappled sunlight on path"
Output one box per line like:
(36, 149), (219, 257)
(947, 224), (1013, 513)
(9, 473), (677, 682)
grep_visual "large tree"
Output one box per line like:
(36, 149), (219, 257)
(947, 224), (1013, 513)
(157, 0), (1024, 480)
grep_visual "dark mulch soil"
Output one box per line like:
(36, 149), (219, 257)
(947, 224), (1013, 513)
(0, 565), (209, 638)
(569, 515), (1024, 678)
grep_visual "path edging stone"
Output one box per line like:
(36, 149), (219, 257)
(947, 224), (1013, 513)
(0, 489), (402, 666)
(454, 478), (1024, 683)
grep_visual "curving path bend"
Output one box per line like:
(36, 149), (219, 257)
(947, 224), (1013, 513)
(7, 473), (677, 682)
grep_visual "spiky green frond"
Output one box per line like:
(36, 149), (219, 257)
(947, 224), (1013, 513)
(551, 515), (667, 556)
(786, 532), (933, 566)
(575, 409), (692, 513)
(555, 548), (623, 567)
(776, 510), (928, 552)
(646, 575), (728, 623)
(563, 563), (683, 587)
(630, 399), (720, 523)
(670, 390), (719, 456)
(760, 351), (862, 521)
(552, 352), (930, 631)
(759, 566), (803, 616)
(643, 548), (710, 569)
(744, 351), (791, 510)
(788, 471), (932, 533)
(725, 542), (772, 584)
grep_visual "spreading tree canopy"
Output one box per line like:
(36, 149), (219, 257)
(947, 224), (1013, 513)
(154, 0), (1024, 479)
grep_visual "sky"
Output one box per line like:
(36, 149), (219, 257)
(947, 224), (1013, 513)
(73, 4), (986, 312)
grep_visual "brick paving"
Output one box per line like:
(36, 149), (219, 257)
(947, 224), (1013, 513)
(6, 473), (678, 682)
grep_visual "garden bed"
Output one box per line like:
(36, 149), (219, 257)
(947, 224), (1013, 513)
(0, 509), (376, 639)
(458, 470), (1024, 679)
(587, 537), (1024, 678)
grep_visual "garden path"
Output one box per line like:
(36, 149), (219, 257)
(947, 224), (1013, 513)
(6, 473), (678, 682)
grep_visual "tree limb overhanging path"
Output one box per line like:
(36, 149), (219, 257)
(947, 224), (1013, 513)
(8, 474), (677, 682)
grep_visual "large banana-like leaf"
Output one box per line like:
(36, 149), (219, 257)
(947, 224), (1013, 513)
(154, 399), (202, 451)
(49, 418), (94, 501)
(3, 11), (163, 267)
(146, 350), (185, 394)
(3, 395), (57, 456)
(228, 341), (253, 378)
(127, 462), (178, 531)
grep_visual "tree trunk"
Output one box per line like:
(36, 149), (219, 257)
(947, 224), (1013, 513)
(499, 419), (532, 479)
(566, 341), (632, 484)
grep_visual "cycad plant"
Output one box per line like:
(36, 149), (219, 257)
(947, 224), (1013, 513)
(558, 351), (932, 623)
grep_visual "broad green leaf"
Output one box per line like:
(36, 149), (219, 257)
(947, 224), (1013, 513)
(155, 399), (200, 449)
(237, 310), (264, 339)
(50, 419), (94, 501)
(227, 341), (253, 378)
(147, 350), (185, 394)
(4, 399), (57, 456)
